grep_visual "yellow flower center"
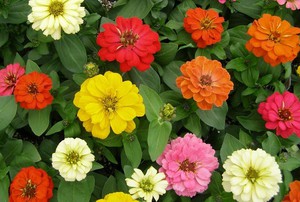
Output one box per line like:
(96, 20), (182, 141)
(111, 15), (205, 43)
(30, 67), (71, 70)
(246, 167), (259, 183)
(49, 1), (64, 16)
(21, 179), (36, 198)
(269, 31), (281, 43)
(102, 96), (118, 113)
(139, 178), (154, 192)
(120, 30), (139, 47)
(179, 159), (196, 172)
(278, 108), (292, 121)
(27, 83), (38, 95)
(200, 75), (212, 86)
(66, 151), (80, 164)
(200, 18), (215, 30)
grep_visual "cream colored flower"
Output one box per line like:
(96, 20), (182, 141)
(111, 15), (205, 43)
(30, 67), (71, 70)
(28, 0), (86, 40)
(125, 166), (168, 202)
(52, 138), (95, 181)
(222, 148), (282, 202)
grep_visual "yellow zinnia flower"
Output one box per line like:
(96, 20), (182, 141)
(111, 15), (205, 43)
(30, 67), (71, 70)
(96, 192), (138, 202)
(74, 71), (145, 139)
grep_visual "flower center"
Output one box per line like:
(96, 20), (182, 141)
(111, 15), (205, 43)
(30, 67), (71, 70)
(102, 96), (118, 113)
(199, 75), (212, 86)
(21, 179), (36, 198)
(49, 1), (64, 16)
(269, 31), (281, 43)
(27, 83), (38, 95)
(66, 151), (80, 165)
(5, 73), (17, 87)
(179, 159), (196, 172)
(246, 167), (259, 183)
(278, 108), (292, 121)
(200, 18), (215, 30)
(120, 30), (139, 47)
(139, 178), (154, 192)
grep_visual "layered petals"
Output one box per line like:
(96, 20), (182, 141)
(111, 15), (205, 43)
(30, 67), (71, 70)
(0, 63), (25, 96)
(96, 192), (138, 202)
(283, 180), (300, 202)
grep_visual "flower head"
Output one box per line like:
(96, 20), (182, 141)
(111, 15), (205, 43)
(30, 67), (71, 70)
(0, 63), (25, 96)
(73, 71), (145, 139)
(96, 16), (161, 72)
(283, 180), (300, 202)
(258, 91), (300, 138)
(183, 8), (224, 48)
(156, 133), (219, 197)
(125, 166), (168, 202)
(52, 138), (95, 181)
(9, 166), (54, 202)
(245, 14), (300, 67)
(176, 56), (233, 110)
(28, 0), (86, 40)
(96, 192), (138, 202)
(218, 0), (236, 4)
(222, 148), (282, 202)
(277, 0), (300, 10)
(14, 71), (53, 110)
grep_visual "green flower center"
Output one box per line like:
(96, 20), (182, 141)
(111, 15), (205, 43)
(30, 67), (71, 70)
(120, 30), (139, 47)
(49, 1), (64, 16)
(278, 108), (292, 121)
(179, 159), (196, 172)
(200, 75), (212, 86)
(27, 83), (38, 95)
(21, 179), (36, 198)
(246, 167), (259, 183)
(102, 96), (118, 113)
(66, 151), (81, 165)
(139, 178), (154, 192)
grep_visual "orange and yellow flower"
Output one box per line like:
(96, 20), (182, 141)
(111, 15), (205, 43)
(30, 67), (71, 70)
(245, 14), (300, 67)
(176, 56), (233, 110)
(183, 8), (224, 48)
(283, 180), (300, 202)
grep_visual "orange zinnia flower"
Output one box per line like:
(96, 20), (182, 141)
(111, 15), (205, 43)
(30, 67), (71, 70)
(176, 56), (233, 110)
(283, 180), (300, 202)
(9, 166), (54, 202)
(14, 71), (53, 110)
(246, 14), (300, 67)
(183, 8), (224, 48)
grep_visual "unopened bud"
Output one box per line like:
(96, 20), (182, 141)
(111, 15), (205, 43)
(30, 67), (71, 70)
(84, 62), (99, 77)
(159, 103), (176, 121)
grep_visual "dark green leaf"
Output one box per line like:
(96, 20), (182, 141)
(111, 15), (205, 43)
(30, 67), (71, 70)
(169, 0), (196, 22)
(162, 61), (184, 93)
(220, 134), (245, 163)
(262, 132), (281, 156)
(102, 176), (117, 197)
(0, 0), (30, 24)
(226, 57), (247, 72)
(0, 176), (9, 202)
(46, 121), (65, 136)
(122, 134), (142, 167)
(0, 96), (17, 131)
(26, 59), (41, 73)
(236, 110), (265, 132)
(28, 106), (51, 136)
(22, 141), (41, 162)
(182, 113), (202, 136)
(0, 139), (23, 165)
(232, 0), (263, 19)
(155, 43), (178, 66)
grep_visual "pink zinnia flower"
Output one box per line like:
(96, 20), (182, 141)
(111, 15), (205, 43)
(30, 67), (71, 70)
(218, 0), (236, 4)
(0, 63), (25, 96)
(258, 91), (300, 138)
(156, 133), (219, 197)
(277, 0), (300, 10)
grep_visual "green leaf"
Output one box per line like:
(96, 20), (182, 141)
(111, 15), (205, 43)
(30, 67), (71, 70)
(162, 61), (184, 93)
(122, 134), (142, 168)
(155, 43), (178, 66)
(102, 176), (117, 197)
(28, 106), (51, 136)
(13, 53), (25, 66)
(262, 132), (281, 156)
(169, 0), (196, 22)
(220, 134), (245, 163)
(22, 141), (41, 162)
(148, 119), (172, 161)
(64, 121), (81, 137)
(208, 172), (223, 196)
(0, 0), (30, 24)
(0, 96), (17, 131)
(226, 57), (247, 72)
(0, 30), (9, 48)
(58, 176), (95, 202)
(228, 25), (250, 45)
(279, 157), (300, 171)
(101, 146), (118, 164)
(182, 113), (202, 136)
(54, 34), (87, 73)
(236, 110), (266, 132)
(241, 66), (259, 87)
(210, 45), (226, 60)
(196, 102), (228, 130)
(0, 139), (23, 164)
(0, 176), (9, 202)
(232, 0), (263, 19)
(46, 121), (65, 136)
(26, 59), (41, 73)
(139, 84), (163, 122)
(239, 130), (253, 147)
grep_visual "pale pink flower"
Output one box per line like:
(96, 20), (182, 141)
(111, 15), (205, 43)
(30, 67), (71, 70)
(156, 133), (219, 197)
(218, 0), (236, 4)
(0, 63), (25, 96)
(277, 0), (300, 10)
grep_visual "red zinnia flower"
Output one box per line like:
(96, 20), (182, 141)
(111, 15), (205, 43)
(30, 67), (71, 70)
(283, 180), (300, 202)
(0, 63), (25, 96)
(14, 71), (53, 110)
(258, 91), (300, 138)
(183, 8), (224, 48)
(9, 166), (54, 202)
(96, 16), (161, 72)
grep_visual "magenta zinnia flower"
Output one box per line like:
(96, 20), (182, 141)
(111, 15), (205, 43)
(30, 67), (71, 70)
(258, 91), (300, 138)
(156, 133), (219, 197)
(96, 16), (161, 72)
(0, 63), (25, 96)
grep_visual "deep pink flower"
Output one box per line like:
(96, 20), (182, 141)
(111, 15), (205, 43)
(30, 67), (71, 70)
(156, 133), (219, 197)
(277, 0), (300, 10)
(96, 16), (161, 72)
(0, 63), (25, 96)
(258, 91), (300, 138)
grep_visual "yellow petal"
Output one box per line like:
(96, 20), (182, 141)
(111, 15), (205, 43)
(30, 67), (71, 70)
(104, 71), (123, 89)
(110, 114), (127, 134)
(125, 120), (136, 133)
(85, 103), (102, 115)
(116, 81), (133, 98)
(92, 124), (110, 139)
(116, 107), (136, 121)
(77, 109), (90, 121)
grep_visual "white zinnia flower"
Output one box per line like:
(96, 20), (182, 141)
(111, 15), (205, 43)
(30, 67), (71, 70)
(52, 138), (95, 181)
(125, 166), (168, 202)
(28, 0), (86, 40)
(222, 148), (282, 202)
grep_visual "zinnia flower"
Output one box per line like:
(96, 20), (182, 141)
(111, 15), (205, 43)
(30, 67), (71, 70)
(258, 91), (300, 138)
(96, 192), (138, 202)
(277, 0), (300, 10)
(52, 137), (95, 181)
(28, 0), (86, 40)
(9, 166), (54, 202)
(73, 71), (145, 139)
(96, 16), (161, 72)
(183, 8), (224, 48)
(176, 56), (234, 110)
(245, 14), (300, 67)
(14, 71), (53, 110)
(218, 0), (236, 4)
(283, 180), (300, 202)
(0, 63), (25, 96)
(125, 166), (168, 202)
(222, 148), (282, 202)
(156, 133), (219, 197)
